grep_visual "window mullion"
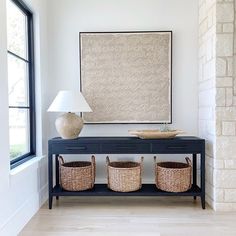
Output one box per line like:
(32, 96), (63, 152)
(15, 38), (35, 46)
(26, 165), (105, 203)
(27, 12), (36, 157)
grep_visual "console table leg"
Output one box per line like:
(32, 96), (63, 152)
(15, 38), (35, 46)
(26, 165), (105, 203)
(49, 195), (53, 209)
(201, 195), (206, 209)
(193, 153), (197, 200)
(48, 152), (53, 209)
(56, 154), (59, 200)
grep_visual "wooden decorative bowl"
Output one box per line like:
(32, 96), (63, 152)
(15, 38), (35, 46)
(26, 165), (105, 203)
(128, 130), (184, 139)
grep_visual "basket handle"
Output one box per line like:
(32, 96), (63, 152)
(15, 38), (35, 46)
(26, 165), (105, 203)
(139, 156), (144, 189)
(106, 156), (110, 188)
(91, 155), (96, 183)
(185, 157), (192, 189)
(58, 156), (64, 165)
(154, 156), (157, 164)
(140, 156), (144, 163)
(106, 156), (110, 165)
(140, 156), (144, 172)
(154, 156), (158, 182)
(185, 157), (192, 166)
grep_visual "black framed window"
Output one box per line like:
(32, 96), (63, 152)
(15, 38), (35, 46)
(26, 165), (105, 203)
(7, 0), (36, 168)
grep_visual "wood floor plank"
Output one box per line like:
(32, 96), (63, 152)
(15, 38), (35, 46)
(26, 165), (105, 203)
(20, 197), (236, 236)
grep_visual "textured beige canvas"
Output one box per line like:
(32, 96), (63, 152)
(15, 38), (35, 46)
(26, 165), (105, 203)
(80, 32), (172, 123)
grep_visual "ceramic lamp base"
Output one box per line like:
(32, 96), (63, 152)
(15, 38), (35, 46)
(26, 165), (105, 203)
(55, 112), (84, 139)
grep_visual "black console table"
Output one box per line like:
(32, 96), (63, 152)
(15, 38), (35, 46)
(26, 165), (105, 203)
(48, 136), (205, 209)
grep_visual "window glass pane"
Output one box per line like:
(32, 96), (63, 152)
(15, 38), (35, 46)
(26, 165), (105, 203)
(8, 54), (29, 107)
(7, 0), (28, 59)
(9, 108), (30, 160)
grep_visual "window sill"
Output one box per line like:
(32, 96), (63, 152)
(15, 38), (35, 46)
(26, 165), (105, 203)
(10, 155), (45, 176)
(11, 155), (36, 169)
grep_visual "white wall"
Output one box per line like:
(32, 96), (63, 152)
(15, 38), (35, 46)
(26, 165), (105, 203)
(0, 1), (200, 233)
(47, 0), (199, 182)
(0, 0), (49, 234)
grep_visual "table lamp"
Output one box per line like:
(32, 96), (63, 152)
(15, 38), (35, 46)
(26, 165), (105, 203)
(47, 90), (92, 139)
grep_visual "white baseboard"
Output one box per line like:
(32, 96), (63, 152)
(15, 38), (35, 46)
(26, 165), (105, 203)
(0, 184), (47, 236)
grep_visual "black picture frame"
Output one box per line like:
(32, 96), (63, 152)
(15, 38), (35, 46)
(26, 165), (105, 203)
(79, 31), (172, 124)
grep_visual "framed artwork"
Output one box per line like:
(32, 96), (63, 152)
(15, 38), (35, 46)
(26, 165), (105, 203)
(79, 31), (172, 124)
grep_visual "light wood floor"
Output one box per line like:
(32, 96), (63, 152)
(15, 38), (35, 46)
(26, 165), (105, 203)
(20, 197), (236, 236)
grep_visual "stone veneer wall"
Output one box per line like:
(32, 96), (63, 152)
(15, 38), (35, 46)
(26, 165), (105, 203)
(199, 0), (236, 210)
(214, 0), (236, 210)
(198, 0), (217, 209)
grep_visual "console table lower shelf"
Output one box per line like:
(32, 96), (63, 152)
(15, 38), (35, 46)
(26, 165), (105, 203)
(52, 184), (202, 197)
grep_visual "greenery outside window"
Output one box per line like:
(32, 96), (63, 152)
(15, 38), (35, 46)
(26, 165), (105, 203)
(7, 0), (36, 168)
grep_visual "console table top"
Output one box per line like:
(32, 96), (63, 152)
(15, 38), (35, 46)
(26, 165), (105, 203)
(50, 136), (204, 142)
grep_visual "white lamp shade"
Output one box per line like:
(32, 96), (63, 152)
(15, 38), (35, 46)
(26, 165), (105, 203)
(47, 90), (92, 113)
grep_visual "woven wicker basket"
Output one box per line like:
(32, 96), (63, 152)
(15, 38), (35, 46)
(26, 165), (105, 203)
(154, 156), (192, 193)
(58, 155), (95, 191)
(106, 156), (144, 192)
